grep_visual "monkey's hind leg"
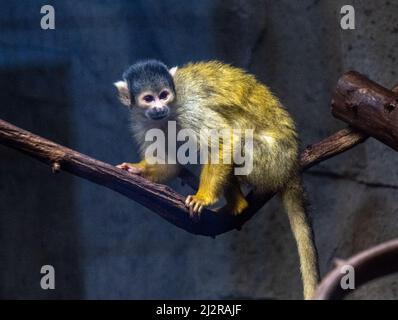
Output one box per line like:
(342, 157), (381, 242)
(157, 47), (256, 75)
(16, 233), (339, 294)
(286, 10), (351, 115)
(217, 176), (248, 215)
(185, 163), (232, 216)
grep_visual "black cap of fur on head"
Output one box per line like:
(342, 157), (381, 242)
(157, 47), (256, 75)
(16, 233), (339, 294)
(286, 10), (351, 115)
(123, 60), (175, 100)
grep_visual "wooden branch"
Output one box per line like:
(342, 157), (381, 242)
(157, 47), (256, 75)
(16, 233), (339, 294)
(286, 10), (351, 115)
(332, 71), (398, 151)
(300, 127), (367, 170)
(313, 239), (398, 300)
(0, 118), (366, 237)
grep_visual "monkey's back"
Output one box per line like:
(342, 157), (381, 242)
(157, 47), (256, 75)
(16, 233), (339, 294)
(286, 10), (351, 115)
(174, 61), (300, 192)
(174, 61), (295, 134)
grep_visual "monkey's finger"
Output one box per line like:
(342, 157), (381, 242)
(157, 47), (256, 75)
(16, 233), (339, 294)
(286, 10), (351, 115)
(116, 163), (128, 169)
(185, 195), (193, 206)
(188, 205), (195, 217)
(193, 202), (201, 213)
(189, 207), (201, 221)
(127, 167), (143, 175)
(198, 205), (204, 214)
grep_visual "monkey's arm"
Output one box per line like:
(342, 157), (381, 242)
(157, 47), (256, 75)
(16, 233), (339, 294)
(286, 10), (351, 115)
(118, 160), (181, 184)
(185, 163), (230, 215)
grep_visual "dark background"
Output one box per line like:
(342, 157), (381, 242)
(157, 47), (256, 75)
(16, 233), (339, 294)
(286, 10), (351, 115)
(0, 0), (397, 299)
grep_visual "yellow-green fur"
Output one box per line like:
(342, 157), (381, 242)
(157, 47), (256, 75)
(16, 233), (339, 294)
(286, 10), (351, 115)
(174, 61), (298, 193)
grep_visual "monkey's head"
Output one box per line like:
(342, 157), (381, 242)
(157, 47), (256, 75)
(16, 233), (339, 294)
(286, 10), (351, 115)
(114, 60), (178, 121)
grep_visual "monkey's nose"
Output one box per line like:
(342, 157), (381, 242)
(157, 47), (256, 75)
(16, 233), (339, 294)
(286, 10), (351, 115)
(147, 107), (169, 120)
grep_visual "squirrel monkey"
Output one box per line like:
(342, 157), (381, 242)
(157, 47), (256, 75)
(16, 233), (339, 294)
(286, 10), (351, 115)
(114, 60), (319, 299)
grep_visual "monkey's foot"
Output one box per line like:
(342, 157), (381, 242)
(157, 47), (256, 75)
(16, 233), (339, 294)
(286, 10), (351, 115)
(185, 194), (217, 216)
(217, 197), (248, 216)
(116, 162), (144, 175)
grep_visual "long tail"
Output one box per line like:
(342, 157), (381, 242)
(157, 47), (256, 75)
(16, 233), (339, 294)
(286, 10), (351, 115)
(281, 175), (319, 299)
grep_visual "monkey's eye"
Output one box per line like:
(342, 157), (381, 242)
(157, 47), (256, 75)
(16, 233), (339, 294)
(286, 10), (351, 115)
(159, 91), (169, 100)
(143, 95), (154, 103)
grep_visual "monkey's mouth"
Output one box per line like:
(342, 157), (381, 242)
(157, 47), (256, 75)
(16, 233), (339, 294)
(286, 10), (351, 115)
(146, 108), (169, 120)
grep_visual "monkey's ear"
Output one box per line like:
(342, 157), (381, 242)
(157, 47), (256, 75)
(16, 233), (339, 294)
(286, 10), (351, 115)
(114, 80), (131, 106)
(169, 66), (178, 77)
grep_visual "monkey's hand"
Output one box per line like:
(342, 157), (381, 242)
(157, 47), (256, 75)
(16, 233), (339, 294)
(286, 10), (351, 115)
(116, 162), (144, 175)
(117, 161), (181, 184)
(185, 193), (218, 217)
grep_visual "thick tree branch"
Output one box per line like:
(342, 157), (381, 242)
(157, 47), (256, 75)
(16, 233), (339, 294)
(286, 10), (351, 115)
(332, 71), (398, 151)
(1, 72), (394, 237)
